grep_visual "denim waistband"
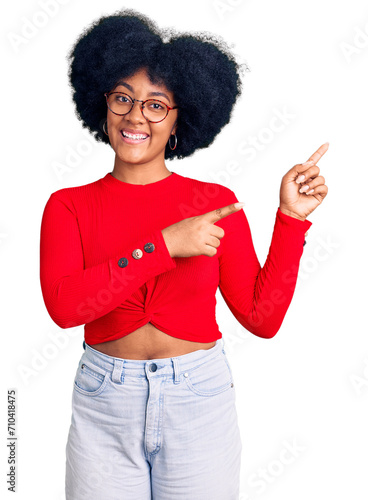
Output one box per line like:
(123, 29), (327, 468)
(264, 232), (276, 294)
(81, 337), (225, 384)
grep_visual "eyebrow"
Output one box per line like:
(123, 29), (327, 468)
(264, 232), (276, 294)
(113, 81), (171, 103)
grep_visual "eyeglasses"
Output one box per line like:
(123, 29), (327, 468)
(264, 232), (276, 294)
(104, 91), (180, 123)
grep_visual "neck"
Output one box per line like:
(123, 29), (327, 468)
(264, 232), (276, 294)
(112, 156), (172, 185)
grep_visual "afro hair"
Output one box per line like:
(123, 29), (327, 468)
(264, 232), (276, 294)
(66, 8), (248, 160)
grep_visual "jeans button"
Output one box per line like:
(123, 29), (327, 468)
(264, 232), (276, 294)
(149, 363), (157, 372)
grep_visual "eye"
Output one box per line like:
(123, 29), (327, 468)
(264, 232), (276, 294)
(115, 94), (131, 103)
(147, 100), (166, 111)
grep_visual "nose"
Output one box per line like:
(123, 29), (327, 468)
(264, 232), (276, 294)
(126, 100), (145, 123)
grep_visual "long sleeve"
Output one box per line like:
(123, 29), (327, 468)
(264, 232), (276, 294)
(218, 190), (312, 339)
(39, 192), (177, 329)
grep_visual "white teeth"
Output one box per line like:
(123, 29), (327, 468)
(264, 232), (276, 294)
(122, 131), (148, 140)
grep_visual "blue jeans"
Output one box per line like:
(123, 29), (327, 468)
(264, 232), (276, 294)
(65, 338), (242, 499)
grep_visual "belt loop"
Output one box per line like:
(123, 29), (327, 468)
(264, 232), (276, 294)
(172, 358), (180, 384)
(221, 337), (226, 354)
(112, 358), (124, 384)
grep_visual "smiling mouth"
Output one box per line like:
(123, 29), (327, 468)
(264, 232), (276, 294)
(121, 130), (149, 141)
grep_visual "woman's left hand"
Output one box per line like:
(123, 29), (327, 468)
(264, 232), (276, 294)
(279, 142), (329, 221)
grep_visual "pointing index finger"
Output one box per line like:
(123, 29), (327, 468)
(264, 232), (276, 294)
(304, 142), (329, 165)
(205, 202), (244, 223)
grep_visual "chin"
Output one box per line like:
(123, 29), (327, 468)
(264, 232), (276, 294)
(116, 150), (147, 164)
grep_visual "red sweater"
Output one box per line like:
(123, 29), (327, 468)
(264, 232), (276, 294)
(39, 171), (312, 344)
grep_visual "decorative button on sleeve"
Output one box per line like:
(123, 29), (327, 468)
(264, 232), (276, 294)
(119, 243), (156, 264)
(117, 257), (129, 268)
(132, 249), (143, 259)
(144, 242), (155, 253)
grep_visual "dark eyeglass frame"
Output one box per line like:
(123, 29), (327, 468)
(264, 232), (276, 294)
(104, 91), (180, 123)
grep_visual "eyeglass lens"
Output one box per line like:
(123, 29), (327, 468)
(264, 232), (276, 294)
(107, 93), (168, 122)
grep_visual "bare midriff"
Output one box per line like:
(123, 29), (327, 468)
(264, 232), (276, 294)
(89, 322), (217, 360)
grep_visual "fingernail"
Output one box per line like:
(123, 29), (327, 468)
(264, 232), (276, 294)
(234, 202), (245, 209)
(302, 160), (314, 166)
(295, 175), (305, 184)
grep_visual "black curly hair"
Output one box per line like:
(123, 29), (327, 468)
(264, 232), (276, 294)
(66, 8), (248, 160)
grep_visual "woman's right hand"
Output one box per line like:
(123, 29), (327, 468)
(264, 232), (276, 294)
(161, 203), (245, 258)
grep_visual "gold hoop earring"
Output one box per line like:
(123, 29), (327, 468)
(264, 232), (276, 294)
(103, 120), (109, 136)
(168, 134), (177, 151)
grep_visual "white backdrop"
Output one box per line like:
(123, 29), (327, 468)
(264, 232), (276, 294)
(2, 0), (367, 498)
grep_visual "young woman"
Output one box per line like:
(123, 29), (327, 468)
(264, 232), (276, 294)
(39, 9), (328, 500)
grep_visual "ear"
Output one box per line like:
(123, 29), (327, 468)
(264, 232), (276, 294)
(171, 121), (177, 136)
